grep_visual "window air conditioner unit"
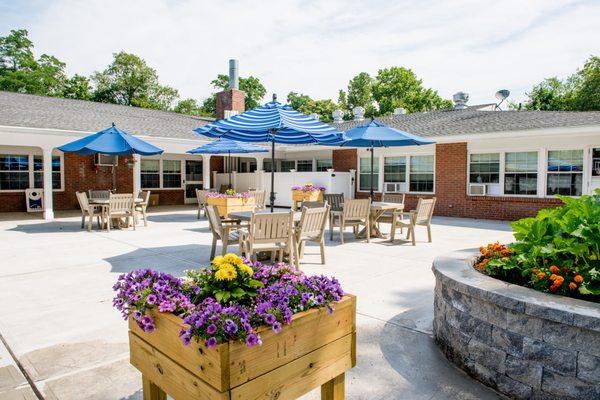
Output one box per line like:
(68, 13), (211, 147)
(94, 154), (117, 166)
(384, 182), (405, 193)
(468, 183), (487, 196)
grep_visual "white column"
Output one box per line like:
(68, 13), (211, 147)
(327, 168), (335, 194)
(133, 154), (141, 196)
(349, 169), (356, 199)
(202, 155), (211, 189)
(42, 148), (54, 220)
(232, 171), (238, 191)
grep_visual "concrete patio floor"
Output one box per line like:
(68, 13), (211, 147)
(0, 206), (515, 400)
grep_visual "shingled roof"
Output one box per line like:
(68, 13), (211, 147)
(0, 90), (212, 140)
(334, 108), (600, 137)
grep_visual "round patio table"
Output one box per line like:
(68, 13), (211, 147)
(227, 210), (302, 222)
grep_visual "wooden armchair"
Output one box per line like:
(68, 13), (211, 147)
(206, 205), (246, 260)
(296, 204), (330, 264)
(240, 211), (299, 268)
(195, 189), (212, 219)
(390, 197), (436, 245)
(76, 191), (105, 232)
(248, 190), (266, 210)
(106, 193), (135, 232)
(88, 189), (110, 200)
(134, 190), (150, 227)
(330, 198), (371, 244)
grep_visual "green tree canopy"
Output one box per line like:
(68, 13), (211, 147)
(62, 74), (92, 100)
(91, 51), (178, 110)
(173, 98), (211, 117)
(346, 72), (376, 117)
(286, 92), (336, 122)
(521, 55), (599, 111)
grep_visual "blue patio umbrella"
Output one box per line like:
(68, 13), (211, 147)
(59, 123), (163, 191)
(194, 95), (344, 211)
(187, 138), (268, 187)
(341, 119), (435, 198)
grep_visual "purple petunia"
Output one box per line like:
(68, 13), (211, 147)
(206, 337), (217, 348)
(206, 324), (217, 334)
(245, 333), (259, 346)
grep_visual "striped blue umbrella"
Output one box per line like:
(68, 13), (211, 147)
(194, 95), (344, 210)
(187, 138), (267, 187)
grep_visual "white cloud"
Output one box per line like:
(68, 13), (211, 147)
(1, 0), (599, 107)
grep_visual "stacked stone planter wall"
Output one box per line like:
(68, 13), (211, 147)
(432, 251), (600, 400)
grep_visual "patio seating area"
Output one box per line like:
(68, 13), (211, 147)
(0, 205), (514, 399)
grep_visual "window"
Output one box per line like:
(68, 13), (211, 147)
(504, 152), (537, 195)
(469, 153), (500, 184)
(409, 155), (434, 192)
(264, 160), (274, 172)
(32, 156), (61, 190)
(316, 159), (332, 172)
(593, 148), (600, 177)
(280, 160), (295, 172)
(141, 160), (160, 189)
(384, 157), (406, 183)
(0, 154), (29, 190)
(547, 150), (583, 196)
(249, 161), (257, 173)
(296, 160), (313, 172)
(162, 160), (182, 188)
(359, 156), (379, 191)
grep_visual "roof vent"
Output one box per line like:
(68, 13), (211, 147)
(352, 106), (365, 121)
(394, 107), (406, 115)
(453, 92), (469, 110)
(229, 59), (239, 90)
(332, 109), (344, 123)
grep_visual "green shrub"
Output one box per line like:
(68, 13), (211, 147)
(476, 190), (600, 301)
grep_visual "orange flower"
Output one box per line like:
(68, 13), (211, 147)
(536, 272), (546, 280)
(549, 265), (560, 274)
(532, 268), (539, 274)
(574, 274), (583, 284)
(480, 246), (486, 254)
(562, 266), (570, 274)
(549, 274), (558, 281)
(569, 282), (577, 290)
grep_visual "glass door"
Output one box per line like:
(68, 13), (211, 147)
(185, 160), (203, 204)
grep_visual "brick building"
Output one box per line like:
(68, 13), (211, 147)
(1, 87), (599, 221)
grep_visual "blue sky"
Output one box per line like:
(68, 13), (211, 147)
(1, 0), (599, 107)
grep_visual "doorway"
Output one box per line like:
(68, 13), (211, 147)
(185, 160), (203, 204)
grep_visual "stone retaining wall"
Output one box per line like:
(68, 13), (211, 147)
(432, 252), (600, 400)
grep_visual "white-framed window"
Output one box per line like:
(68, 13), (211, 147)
(504, 152), (538, 195)
(359, 156), (379, 191)
(547, 150), (583, 196)
(316, 159), (332, 171)
(141, 159), (182, 189)
(162, 160), (182, 188)
(469, 153), (500, 185)
(280, 160), (295, 172)
(0, 153), (63, 191)
(409, 155), (434, 193)
(384, 157), (406, 183)
(296, 159), (313, 172)
(263, 160), (274, 172)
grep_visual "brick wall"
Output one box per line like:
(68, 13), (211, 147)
(215, 89), (245, 119)
(332, 149), (357, 172)
(149, 189), (184, 206)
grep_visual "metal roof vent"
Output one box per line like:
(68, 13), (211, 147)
(352, 106), (365, 121)
(229, 59), (239, 90)
(394, 107), (406, 115)
(332, 109), (344, 123)
(453, 92), (469, 110)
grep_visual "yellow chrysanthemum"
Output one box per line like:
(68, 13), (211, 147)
(215, 265), (237, 281)
(212, 255), (225, 267)
(238, 263), (254, 276)
(224, 253), (243, 266)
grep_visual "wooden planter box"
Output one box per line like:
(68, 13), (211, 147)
(291, 190), (324, 210)
(129, 294), (356, 400)
(207, 196), (256, 218)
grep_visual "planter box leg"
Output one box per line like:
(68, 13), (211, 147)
(142, 376), (166, 400)
(321, 373), (345, 400)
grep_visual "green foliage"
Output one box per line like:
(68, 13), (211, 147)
(91, 51), (178, 110)
(62, 74), (91, 100)
(478, 191), (600, 301)
(209, 74), (267, 110)
(522, 55), (600, 111)
(286, 92), (336, 122)
(346, 72), (377, 117)
(184, 254), (263, 305)
(173, 98), (211, 117)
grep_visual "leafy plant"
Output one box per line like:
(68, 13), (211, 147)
(476, 190), (600, 301)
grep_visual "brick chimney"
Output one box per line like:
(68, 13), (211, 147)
(215, 59), (245, 119)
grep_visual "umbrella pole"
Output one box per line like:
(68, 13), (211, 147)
(112, 156), (117, 192)
(270, 133), (275, 212)
(228, 151), (232, 189)
(370, 144), (374, 199)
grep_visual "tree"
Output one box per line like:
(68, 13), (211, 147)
(346, 72), (376, 116)
(372, 66), (452, 114)
(63, 74), (92, 100)
(570, 56), (600, 111)
(173, 98), (211, 117)
(522, 77), (572, 111)
(91, 51), (178, 110)
(209, 74), (266, 110)
(286, 92), (335, 122)
(0, 29), (35, 71)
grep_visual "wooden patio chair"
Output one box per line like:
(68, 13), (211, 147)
(134, 190), (151, 227)
(248, 190), (266, 210)
(296, 204), (330, 264)
(106, 193), (135, 232)
(378, 193), (405, 233)
(390, 197), (436, 245)
(219, 184), (231, 193)
(206, 205), (246, 260)
(195, 189), (211, 219)
(240, 211), (299, 268)
(323, 193), (344, 239)
(302, 200), (326, 209)
(330, 198), (371, 244)
(76, 191), (105, 232)
(88, 189), (110, 200)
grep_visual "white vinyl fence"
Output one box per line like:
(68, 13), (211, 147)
(212, 170), (355, 207)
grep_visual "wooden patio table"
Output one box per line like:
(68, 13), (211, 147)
(89, 197), (144, 229)
(356, 201), (404, 239)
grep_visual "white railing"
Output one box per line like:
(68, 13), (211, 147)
(212, 170), (355, 207)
